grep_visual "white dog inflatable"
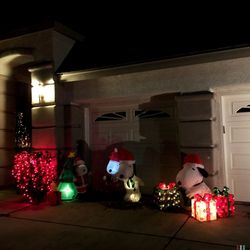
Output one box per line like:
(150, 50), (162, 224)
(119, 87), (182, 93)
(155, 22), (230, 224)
(176, 154), (211, 199)
(106, 147), (144, 202)
(74, 158), (89, 194)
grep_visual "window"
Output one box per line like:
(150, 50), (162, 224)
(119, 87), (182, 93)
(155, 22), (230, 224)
(236, 105), (250, 113)
(135, 110), (170, 119)
(95, 112), (126, 121)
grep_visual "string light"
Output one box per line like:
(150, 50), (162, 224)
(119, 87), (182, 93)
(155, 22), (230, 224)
(191, 193), (217, 222)
(213, 186), (235, 218)
(153, 182), (181, 210)
(15, 112), (31, 149)
(12, 151), (57, 203)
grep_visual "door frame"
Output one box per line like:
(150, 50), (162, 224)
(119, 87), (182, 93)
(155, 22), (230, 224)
(217, 89), (250, 193)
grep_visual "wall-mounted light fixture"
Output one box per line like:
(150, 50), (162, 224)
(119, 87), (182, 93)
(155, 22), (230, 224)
(29, 64), (55, 105)
(32, 78), (55, 105)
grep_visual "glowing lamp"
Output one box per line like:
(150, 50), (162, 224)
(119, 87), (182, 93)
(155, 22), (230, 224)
(32, 78), (55, 105)
(58, 182), (77, 201)
(191, 193), (217, 222)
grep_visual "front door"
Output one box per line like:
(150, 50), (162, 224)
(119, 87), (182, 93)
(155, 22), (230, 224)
(222, 94), (250, 202)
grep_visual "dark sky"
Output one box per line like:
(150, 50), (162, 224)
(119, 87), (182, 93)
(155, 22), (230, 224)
(1, 4), (250, 71)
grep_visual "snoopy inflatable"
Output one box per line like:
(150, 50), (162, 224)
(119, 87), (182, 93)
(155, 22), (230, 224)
(106, 147), (144, 202)
(176, 154), (211, 199)
(74, 158), (89, 194)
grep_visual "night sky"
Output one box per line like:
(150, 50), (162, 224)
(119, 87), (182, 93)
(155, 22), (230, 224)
(0, 4), (250, 71)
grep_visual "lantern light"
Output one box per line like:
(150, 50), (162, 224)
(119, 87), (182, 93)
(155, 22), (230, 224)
(58, 182), (77, 201)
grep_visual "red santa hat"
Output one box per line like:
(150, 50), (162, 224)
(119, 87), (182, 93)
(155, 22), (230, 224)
(109, 147), (135, 165)
(183, 154), (204, 169)
(74, 157), (85, 166)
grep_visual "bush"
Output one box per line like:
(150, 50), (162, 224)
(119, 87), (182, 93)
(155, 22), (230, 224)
(12, 151), (57, 203)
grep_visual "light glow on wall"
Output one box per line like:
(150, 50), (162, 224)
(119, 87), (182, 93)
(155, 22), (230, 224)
(32, 78), (55, 104)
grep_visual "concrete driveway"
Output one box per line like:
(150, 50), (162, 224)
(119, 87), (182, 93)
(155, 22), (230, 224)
(0, 190), (249, 250)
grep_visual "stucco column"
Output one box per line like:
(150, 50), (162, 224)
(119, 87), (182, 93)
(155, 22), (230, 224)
(0, 75), (16, 186)
(30, 64), (60, 157)
(0, 51), (32, 187)
(30, 64), (83, 162)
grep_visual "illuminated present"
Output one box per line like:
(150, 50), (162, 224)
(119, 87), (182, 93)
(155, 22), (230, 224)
(153, 182), (181, 210)
(213, 186), (235, 218)
(191, 193), (217, 222)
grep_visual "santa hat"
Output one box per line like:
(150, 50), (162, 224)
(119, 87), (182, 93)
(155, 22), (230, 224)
(183, 154), (204, 169)
(74, 157), (85, 166)
(109, 147), (135, 165)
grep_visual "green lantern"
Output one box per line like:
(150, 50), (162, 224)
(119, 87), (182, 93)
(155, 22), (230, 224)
(58, 182), (77, 201)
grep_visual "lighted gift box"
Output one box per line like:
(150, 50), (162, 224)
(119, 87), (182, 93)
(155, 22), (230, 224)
(153, 182), (181, 210)
(213, 186), (235, 218)
(191, 193), (217, 222)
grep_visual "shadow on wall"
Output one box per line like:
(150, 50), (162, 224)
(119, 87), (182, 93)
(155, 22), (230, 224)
(90, 92), (182, 195)
(137, 93), (181, 193)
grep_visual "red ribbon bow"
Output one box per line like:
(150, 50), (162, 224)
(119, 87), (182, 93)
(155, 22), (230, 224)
(167, 182), (176, 189)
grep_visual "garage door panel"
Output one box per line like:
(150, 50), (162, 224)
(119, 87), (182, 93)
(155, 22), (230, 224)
(91, 103), (179, 193)
(224, 96), (250, 122)
(231, 177), (250, 202)
(231, 153), (250, 170)
(230, 125), (250, 143)
(109, 131), (130, 144)
(92, 131), (110, 145)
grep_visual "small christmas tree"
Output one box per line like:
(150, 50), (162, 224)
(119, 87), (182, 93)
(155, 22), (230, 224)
(58, 152), (78, 200)
(15, 112), (31, 150)
(153, 182), (181, 210)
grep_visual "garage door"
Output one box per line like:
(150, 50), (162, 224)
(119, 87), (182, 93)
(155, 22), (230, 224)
(90, 102), (179, 194)
(222, 94), (250, 202)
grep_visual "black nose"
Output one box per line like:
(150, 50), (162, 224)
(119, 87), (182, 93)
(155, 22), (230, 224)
(119, 174), (124, 179)
(108, 169), (112, 173)
(178, 181), (182, 186)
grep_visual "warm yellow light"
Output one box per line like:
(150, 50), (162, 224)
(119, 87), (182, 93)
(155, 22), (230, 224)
(191, 198), (217, 222)
(123, 175), (142, 203)
(46, 78), (54, 84)
(32, 80), (55, 104)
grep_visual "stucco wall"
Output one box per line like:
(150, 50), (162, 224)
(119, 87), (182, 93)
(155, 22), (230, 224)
(61, 54), (250, 193)
(65, 56), (250, 102)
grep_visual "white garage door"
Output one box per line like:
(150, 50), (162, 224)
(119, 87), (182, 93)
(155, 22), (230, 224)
(91, 105), (141, 150)
(222, 94), (250, 202)
(90, 102), (179, 193)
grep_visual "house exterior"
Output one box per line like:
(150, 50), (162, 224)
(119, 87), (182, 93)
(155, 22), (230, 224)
(1, 22), (250, 202)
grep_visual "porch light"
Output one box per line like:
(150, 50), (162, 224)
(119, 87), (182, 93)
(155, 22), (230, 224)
(32, 78), (55, 105)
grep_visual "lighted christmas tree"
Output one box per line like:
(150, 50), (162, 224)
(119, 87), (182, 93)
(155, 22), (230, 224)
(153, 182), (181, 210)
(12, 151), (57, 203)
(58, 152), (78, 200)
(15, 112), (31, 150)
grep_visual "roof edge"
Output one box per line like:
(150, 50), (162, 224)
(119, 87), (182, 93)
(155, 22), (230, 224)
(0, 20), (84, 42)
(59, 44), (250, 82)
